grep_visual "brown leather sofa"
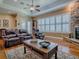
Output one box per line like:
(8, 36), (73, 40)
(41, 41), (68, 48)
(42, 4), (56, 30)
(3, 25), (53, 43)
(2, 29), (32, 48)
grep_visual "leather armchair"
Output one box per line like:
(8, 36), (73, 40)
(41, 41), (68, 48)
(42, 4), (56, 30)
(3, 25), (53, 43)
(34, 29), (45, 40)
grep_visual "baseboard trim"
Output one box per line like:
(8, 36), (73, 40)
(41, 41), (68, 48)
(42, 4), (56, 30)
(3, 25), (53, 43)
(45, 36), (63, 39)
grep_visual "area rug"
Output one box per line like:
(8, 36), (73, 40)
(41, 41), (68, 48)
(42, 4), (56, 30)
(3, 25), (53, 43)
(5, 46), (79, 59)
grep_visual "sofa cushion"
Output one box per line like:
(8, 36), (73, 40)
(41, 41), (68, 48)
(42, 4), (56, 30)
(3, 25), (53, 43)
(6, 30), (16, 35)
(19, 29), (27, 33)
(6, 34), (16, 38)
(18, 33), (26, 36)
(24, 36), (32, 39)
(8, 37), (19, 40)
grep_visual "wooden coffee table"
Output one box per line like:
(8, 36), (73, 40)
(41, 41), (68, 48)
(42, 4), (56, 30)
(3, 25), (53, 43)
(23, 40), (58, 59)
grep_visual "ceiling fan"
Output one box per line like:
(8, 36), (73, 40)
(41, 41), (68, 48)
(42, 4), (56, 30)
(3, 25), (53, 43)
(25, 0), (40, 12)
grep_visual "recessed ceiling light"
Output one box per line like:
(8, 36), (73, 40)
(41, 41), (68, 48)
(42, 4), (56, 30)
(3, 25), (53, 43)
(14, 0), (18, 2)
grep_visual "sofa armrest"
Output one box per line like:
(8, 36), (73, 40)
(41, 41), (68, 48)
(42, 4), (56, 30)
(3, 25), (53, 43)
(2, 36), (7, 38)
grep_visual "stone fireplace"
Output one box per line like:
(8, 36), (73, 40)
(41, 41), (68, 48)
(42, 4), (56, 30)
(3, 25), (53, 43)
(71, 0), (79, 39)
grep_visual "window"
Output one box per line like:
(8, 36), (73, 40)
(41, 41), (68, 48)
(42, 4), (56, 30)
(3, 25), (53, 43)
(41, 19), (45, 25)
(45, 18), (50, 24)
(56, 15), (62, 32)
(49, 16), (55, 32)
(50, 25), (55, 32)
(62, 24), (70, 32)
(37, 18), (45, 32)
(37, 13), (70, 33)
(38, 25), (41, 30)
(62, 13), (70, 33)
(41, 25), (45, 32)
(45, 25), (49, 32)
(50, 16), (55, 24)
(45, 18), (50, 32)
(56, 15), (61, 24)
(37, 19), (41, 25)
(62, 13), (70, 23)
(56, 24), (62, 32)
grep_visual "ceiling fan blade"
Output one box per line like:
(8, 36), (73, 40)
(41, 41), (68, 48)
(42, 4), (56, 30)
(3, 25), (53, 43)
(35, 9), (40, 12)
(24, 6), (31, 9)
(26, 4), (30, 6)
(35, 5), (40, 7)
(26, 4), (33, 7)
(23, 7), (28, 9)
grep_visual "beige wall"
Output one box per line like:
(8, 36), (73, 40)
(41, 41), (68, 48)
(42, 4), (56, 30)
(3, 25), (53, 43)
(0, 14), (32, 33)
(0, 14), (16, 29)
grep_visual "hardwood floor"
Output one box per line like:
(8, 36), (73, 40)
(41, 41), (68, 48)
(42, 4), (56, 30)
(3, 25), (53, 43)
(0, 39), (7, 59)
(45, 37), (79, 56)
(0, 37), (79, 59)
(0, 39), (24, 59)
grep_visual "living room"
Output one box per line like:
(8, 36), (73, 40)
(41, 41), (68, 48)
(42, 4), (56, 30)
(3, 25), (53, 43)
(0, 0), (79, 59)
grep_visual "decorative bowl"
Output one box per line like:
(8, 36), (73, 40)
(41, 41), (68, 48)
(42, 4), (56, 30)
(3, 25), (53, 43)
(39, 41), (50, 48)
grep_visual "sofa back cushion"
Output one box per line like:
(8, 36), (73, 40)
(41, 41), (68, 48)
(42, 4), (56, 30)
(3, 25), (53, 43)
(6, 30), (16, 35)
(7, 34), (16, 38)
(19, 29), (27, 34)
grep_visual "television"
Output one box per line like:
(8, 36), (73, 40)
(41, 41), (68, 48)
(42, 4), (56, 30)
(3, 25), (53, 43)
(75, 27), (79, 39)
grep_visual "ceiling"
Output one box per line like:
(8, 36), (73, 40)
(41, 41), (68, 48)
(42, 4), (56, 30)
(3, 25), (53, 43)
(3, 0), (58, 8)
(0, 7), (16, 14)
(0, 0), (74, 16)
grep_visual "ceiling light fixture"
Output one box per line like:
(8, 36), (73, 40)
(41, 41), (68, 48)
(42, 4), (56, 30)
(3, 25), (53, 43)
(30, 7), (35, 11)
(26, 0), (40, 12)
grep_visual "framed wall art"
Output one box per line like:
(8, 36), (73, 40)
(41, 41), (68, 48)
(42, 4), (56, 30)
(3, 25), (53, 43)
(3, 19), (9, 27)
